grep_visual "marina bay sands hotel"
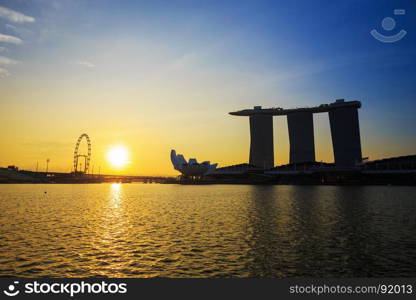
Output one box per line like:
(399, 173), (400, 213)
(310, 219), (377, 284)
(229, 99), (362, 169)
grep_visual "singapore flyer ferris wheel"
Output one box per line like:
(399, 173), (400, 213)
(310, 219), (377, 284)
(73, 133), (91, 174)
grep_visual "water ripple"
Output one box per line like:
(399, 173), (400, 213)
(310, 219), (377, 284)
(0, 184), (416, 277)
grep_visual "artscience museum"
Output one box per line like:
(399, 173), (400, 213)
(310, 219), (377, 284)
(170, 150), (218, 177)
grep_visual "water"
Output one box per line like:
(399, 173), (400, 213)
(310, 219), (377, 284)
(0, 184), (416, 278)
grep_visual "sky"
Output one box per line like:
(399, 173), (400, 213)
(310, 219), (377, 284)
(0, 0), (415, 176)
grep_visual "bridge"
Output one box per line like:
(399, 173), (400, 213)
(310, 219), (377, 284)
(0, 168), (174, 184)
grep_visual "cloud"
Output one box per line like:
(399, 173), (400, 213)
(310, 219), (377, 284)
(76, 61), (95, 68)
(0, 66), (10, 77)
(0, 56), (20, 65)
(5, 24), (17, 30)
(6, 24), (32, 36)
(0, 6), (35, 23)
(0, 33), (23, 44)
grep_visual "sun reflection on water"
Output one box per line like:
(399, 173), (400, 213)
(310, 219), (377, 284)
(110, 183), (122, 207)
(111, 183), (121, 190)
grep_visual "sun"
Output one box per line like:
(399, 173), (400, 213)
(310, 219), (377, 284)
(107, 145), (130, 168)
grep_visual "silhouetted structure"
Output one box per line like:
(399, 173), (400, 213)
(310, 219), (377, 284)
(230, 99), (362, 168)
(170, 149), (217, 177)
(73, 133), (91, 174)
(329, 104), (362, 167)
(287, 111), (315, 163)
(249, 111), (274, 169)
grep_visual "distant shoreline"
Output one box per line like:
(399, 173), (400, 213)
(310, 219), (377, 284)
(1, 167), (415, 186)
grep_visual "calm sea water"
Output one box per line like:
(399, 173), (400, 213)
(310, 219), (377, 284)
(0, 184), (415, 278)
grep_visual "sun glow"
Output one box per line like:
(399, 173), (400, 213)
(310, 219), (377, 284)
(107, 146), (130, 168)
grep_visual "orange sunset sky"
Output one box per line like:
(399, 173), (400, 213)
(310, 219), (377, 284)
(1, 1), (415, 176)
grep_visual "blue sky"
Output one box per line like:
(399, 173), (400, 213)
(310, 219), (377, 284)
(0, 0), (415, 174)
